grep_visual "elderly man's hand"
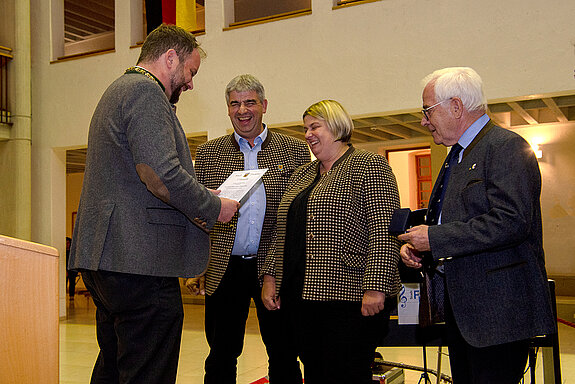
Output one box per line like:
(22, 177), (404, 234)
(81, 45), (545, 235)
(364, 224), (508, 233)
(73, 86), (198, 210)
(397, 225), (431, 252)
(399, 243), (423, 269)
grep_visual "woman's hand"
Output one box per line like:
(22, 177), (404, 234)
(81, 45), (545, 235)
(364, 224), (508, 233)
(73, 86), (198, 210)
(361, 290), (386, 316)
(261, 275), (281, 310)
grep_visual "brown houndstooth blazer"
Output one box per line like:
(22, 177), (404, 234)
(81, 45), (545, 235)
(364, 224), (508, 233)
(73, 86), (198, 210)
(262, 146), (402, 302)
(195, 130), (311, 295)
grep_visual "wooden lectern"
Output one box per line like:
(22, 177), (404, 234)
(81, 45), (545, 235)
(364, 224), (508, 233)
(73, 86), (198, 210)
(0, 235), (59, 384)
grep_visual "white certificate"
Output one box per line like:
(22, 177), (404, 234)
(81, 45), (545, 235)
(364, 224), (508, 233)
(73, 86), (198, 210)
(217, 168), (268, 202)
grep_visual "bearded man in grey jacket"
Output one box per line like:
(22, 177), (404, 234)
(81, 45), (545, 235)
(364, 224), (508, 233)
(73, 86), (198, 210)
(69, 24), (238, 384)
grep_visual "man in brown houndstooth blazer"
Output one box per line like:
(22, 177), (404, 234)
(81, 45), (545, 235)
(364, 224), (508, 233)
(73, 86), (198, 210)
(188, 75), (310, 383)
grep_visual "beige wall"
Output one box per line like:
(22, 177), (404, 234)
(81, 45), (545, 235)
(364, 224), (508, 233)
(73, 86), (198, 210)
(66, 173), (84, 238)
(0, 141), (16, 236)
(514, 123), (575, 276)
(0, 0), (14, 45)
(389, 150), (414, 209)
(24, 0), (575, 312)
(1, 0), (32, 241)
(388, 149), (432, 211)
(1, 1), (15, 236)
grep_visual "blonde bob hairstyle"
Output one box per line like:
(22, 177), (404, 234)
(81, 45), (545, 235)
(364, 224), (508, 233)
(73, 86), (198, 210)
(303, 100), (354, 143)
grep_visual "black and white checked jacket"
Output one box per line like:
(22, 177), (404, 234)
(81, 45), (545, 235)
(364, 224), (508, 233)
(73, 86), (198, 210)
(263, 146), (402, 302)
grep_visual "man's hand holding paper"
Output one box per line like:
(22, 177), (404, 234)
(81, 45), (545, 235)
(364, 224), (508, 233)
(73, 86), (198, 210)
(216, 168), (268, 202)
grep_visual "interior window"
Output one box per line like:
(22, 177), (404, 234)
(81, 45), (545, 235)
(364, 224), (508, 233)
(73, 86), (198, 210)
(228, 0), (311, 28)
(62, 0), (115, 58)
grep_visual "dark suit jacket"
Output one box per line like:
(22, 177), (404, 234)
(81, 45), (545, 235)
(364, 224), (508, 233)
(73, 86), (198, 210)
(428, 120), (556, 348)
(263, 146), (402, 301)
(195, 131), (310, 295)
(69, 73), (220, 278)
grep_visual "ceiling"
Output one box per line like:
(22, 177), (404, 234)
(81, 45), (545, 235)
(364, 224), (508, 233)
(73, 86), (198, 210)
(66, 93), (575, 173)
(271, 93), (575, 144)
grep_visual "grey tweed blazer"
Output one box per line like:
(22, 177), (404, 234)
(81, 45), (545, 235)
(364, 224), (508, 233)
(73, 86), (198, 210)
(195, 131), (311, 295)
(429, 120), (556, 348)
(69, 73), (220, 278)
(263, 146), (402, 302)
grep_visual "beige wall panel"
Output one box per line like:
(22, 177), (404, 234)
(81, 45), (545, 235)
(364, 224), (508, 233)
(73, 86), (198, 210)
(0, 235), (58, 384)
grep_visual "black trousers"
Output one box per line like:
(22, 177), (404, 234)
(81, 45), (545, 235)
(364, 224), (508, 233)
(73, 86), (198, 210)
(444, 290), (529, 384)
(204, 257), (302, 384)
(283, 297), (392, 384)
(81, 270), (184, 384)
(67, 270), (78, 297)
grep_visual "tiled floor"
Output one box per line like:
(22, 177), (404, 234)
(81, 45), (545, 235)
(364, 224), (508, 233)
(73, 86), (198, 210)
(60, 296), (575, 383)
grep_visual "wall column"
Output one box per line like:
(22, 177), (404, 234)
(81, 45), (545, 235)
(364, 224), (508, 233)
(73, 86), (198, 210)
(10, 0), (32, 240)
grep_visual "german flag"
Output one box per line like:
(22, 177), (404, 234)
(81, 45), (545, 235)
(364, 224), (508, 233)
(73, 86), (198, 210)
(145, 0), (197, 35)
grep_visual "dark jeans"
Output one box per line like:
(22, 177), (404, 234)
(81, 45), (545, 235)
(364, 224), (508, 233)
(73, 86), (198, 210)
(444, 291), (529, 383)
(204, 257), (302, 384)
(283, 297), (393, 384)
(81, 270), (184, 384)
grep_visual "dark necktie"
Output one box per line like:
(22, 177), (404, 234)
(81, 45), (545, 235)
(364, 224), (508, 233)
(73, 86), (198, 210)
(427, 143), (463, 225)
(420, 143), (463, 327)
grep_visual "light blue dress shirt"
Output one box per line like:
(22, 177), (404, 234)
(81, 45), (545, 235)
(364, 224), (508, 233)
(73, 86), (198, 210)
(231, 126), (268, 256)
(438, 113), (489, 225)
(456, 113), (490, 162)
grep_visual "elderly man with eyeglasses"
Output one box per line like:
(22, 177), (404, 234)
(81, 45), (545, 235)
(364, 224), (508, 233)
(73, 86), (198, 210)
(399, 67), (556, 383)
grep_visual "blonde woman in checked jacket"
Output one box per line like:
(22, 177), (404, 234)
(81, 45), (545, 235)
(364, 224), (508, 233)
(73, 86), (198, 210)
(261, 100), (401, 384)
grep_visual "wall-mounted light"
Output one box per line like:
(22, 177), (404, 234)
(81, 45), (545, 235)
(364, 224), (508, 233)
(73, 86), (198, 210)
(531, 143), (543, 159)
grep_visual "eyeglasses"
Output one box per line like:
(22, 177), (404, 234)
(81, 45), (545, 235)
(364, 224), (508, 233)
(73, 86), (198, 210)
(421, 98), (452, 121)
